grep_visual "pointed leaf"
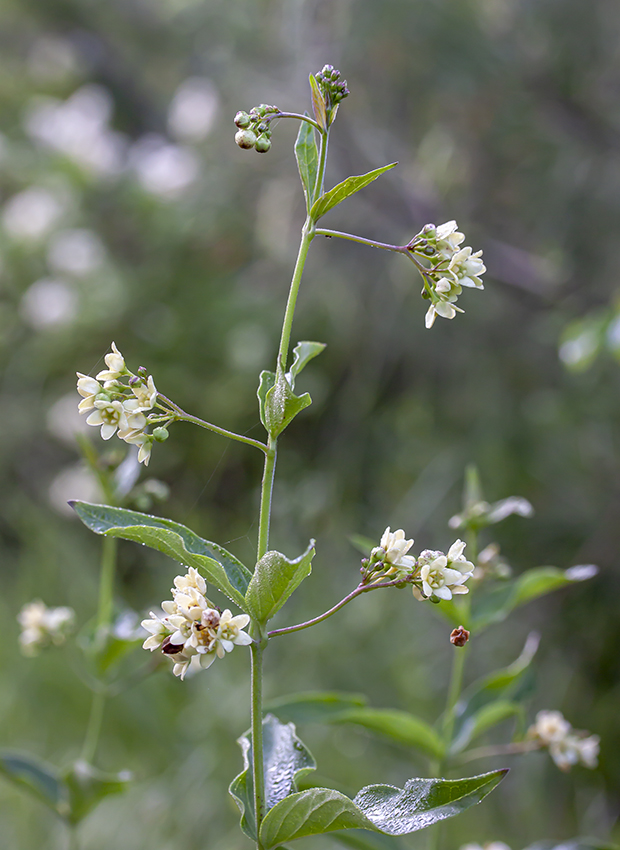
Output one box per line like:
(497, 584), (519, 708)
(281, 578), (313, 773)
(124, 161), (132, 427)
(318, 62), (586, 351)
(450, 701), (524, 754)
(267, 691), (368, 724)
(310, 163), (397, 222)
(309, 74), (327, 131)
(286, 341), (326, 390)
(70, 502), (252, 610)
(334, 708), (445, 761)
(470, 565), (598, 631)
(260, 769), (508, 847)
(63, 761), (131, 824)
(230, 714), (317, 840)
(295, 118), (319, 211)
(246, 542), (315, 623)
(263, 368), (312, 438)
(0, 751), (69, 817)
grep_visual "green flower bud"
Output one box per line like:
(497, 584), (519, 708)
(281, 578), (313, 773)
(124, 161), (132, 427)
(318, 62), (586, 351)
(255, 135), (272, 153)
(153, 427), (169, 442)
(234, 111), (251, 129)
(235, 129), (257, 150)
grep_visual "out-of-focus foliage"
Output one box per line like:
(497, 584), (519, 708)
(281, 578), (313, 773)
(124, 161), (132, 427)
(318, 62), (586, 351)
(0, 0), (619, 848)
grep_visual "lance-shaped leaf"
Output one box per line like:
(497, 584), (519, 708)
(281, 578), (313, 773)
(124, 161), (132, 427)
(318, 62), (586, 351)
(70, 502), (252, 610)
(63, 761), (132, 824)
(0, 751), (70, 818)
(450, 701), (524, 755)
(229, 714), (317, 841)
(259, 769), (508, 848)
(267, 692), (444, 760)
(470, 564), (598, 632)
(295, 118), (319, 211)
(246, 542), (315, 623)
(309, 74), (327, 131)
(309, 163), (397, 222)
(286, 341), (326, 391)
(263, 367), (312, 439)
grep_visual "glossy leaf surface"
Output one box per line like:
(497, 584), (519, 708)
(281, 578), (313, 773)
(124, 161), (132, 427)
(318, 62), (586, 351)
(260, 769), (508, 847)
(310, 163), (397, 222)
(70, 502), (252, 610)
(246, 542), (315, 623)
(295, 118), (319, 210)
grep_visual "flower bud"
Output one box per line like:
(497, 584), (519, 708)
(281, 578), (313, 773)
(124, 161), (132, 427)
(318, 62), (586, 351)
(255, 135), (272, 153)
(450, 625), (470, 647)
(234, 111), (251, 129)
(235, 129), (257, 150)
(153, 427), (169, 442)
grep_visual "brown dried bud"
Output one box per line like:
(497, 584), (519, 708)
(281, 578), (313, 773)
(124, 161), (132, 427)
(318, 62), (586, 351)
(161, 636), (182, 655)
(450, 625), (470, 647)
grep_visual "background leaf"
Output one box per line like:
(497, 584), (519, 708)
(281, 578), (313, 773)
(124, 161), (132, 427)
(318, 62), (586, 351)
(450, 701), (523, 754)
(260, 769), (508, 847)
(245, 542), (315, 623)
(0, 751), (69, 817)
(63, 761), (131, 824)
(310, 163), (397, 222)
(70, 502), (252, 610)
(295, 119), (319, 211)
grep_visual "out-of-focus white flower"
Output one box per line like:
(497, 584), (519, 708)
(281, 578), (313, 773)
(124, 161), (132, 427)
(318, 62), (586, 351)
(47, 229), (106, 276)
(18, 600), (75, 655)
(24, 86), (126, 178)
(20, 278), (78, 328)
(130, 134), (200, 198)
(48, 463), (102, 515)
(459, 843), (511, 850)
(167, 77), (219, 142)
(140, 568), (252, 679)
(48, 393), (92, 444)
(529, 710), (600, 771)
(416, 539), (474, 601)
(378, 527), (416, 571)
(95, 342), (125, 381)
(86, 398), (128, 440)
(2, 187), (66, 241)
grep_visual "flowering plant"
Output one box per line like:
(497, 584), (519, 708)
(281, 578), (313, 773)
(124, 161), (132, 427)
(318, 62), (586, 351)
(3, 67), (605, 850)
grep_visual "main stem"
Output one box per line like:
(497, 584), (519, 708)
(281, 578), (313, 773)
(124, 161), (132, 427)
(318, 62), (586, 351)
(250, 129), (328, 848)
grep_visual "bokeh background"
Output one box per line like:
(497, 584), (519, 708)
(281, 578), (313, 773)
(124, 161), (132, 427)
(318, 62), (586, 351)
(1, 0), (619, 847)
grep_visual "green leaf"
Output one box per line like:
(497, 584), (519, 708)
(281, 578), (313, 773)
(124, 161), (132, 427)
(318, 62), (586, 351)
(230, 714), (317, 841)
(259, 769), (508, 848)
(309, 74), (327, 131)
(70, 502), (252, 610)
(0, 751), (69, 817)
(63, 761), (131, 824)
(450, 701), (523, 754)
(287, 341), (326, 390)
(473, 631), (540, 694)
(309, 163), (397, 222)
(258, 370), (277, 430)
(295, 118), (319, 211)
(263, 367), (312, 438)
(333, 831), (404, 850)
(267, 691), (368, 724)
(246, 542), (315, 623)
(267, 693), (444, 760)
(470, 564), (598, 631)
(334, 709), (445, 760)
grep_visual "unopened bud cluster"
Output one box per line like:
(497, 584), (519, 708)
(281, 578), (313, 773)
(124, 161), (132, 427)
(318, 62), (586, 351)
(77, 343), (171, 466)
(406, 221), (486, 328)
(361, 527), (475, 602)
(141, 567), (252, 679)
(234, 104), (279, 153)
(527, 710), (599, 771)
(17, 600), (75, 656)
(315, 64), (349, 124)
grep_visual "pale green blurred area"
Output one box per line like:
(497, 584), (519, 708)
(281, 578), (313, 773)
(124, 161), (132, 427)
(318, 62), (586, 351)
(0, 0), (619, 847)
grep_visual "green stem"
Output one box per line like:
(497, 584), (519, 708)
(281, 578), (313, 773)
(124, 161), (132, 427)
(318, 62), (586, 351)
(67, 824), (80, 850)
(442, 644), (467, 749)
(273, 111), (323, 133)
(157, 394), (268, 454)
(250, 640), (266, 850)
(458, 740), (540, 764)
(97, 535), (117, 631)
(313, 129), (329, 201)
(315, 228), (408, 254)
(257, 439), (277, 561)
(277, 221), (315, 369)
(80, 690), (106, 764)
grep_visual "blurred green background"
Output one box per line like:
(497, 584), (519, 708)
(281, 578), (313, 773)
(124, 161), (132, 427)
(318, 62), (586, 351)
(1, 0), (619, 847)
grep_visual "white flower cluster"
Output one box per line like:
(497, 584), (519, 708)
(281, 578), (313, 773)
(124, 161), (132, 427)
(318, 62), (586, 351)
(141, 567), (252, 680)
(408, 221), (486, 329)
(366, 528), (475, 602)
(77, 343), (164, 466)
(528, 710), (600, 771)
(17, 600), (75, 656)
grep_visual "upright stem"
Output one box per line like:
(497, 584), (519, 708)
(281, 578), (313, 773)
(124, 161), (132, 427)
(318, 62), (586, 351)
(257, 439), (277, 562)
(80, 690), (105, 764)
(250, 640), (266, 850)
(277, 220), (315, 369)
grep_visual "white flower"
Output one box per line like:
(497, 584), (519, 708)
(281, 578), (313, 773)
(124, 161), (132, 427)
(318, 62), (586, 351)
(215, 610), (252, 655)
(573, 734), (600, 769)
(529, 710), (600, 771)
(173, 567), (207, 597)
(425, 300), (457, 329)
(417, 539), (474, 600)
(141, 610), (173, 651)
(549, 735), (583, 771)
(379, 527), (416, 571)
(76, 372), (102, 413)
(95, 342), (125, 381)
(124, 375), (157, 412)
(532, 710), (571, 744)
(18, 600), (75, 656)
(448, 246), (486, 289)
(435, 220), (465, 258)
(86, 398), (128, 440)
